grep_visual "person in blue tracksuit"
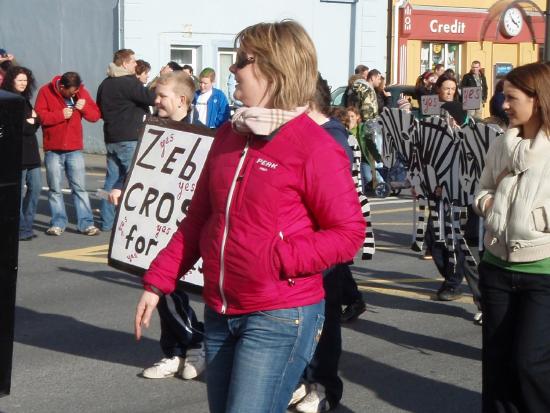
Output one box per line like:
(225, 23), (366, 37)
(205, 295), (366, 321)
(193, 67), (230, 128)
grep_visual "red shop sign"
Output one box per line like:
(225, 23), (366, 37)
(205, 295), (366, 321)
(400, 8), (544, 43)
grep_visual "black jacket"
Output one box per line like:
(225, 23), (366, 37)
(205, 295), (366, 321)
(460, 72), (488, 103)
(96, 75), (155, 143)
(21, 99), (41, 169)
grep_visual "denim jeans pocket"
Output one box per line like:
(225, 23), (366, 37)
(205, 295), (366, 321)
(256, 308), (301, 325)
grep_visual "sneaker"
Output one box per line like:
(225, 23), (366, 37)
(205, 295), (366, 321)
(181, 343), (205, 380)
(296, 383), (330, 413)
(436, 285), (463, 301)
(288, 383), (307, 406)
(81, 226), (100, 236)
(473, 311), (483, 326)
(341, 298), (366, 323)
(46, 226), (64, 236)
(142, 356), (183, 379)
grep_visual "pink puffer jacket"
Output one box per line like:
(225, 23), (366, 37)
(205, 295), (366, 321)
(143, 113), (366, 315)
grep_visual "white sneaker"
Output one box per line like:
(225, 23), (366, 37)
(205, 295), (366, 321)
(296, 383), (330, 413)
(288, 382), (307, 406)
(181, 343), (205, 380)
(142, 356), (183, 379)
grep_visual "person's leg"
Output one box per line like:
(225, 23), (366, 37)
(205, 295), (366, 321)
(19, 169), (31, 239)
(341, 268), (362, 306)
(100, 144), (119, 231)
(304, 267), (344, 409)
(360, 161), (372, 194)
(340, 265), (366, 323)
(515, 272), (550, 412)
(224, 301), (325, 413)
(479, 262), (522, 412)
(19, 166), (42, 239)
(64, 150), (95, 232)
(204, 306), (237, 413)
(100, 142), (137, 231)
(44, 151), (68, 231)
(113, 141), (138, 182)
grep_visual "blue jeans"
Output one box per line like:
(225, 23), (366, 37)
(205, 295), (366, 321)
(204, 301), (325, 413)
(44, 150), (94, 232)
(100, 141), (137, 231)
(360, 161), (383, 193)
(20, 167), (42, 239)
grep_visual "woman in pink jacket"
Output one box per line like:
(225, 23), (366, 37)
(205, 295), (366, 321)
(134, 20), (365, 413)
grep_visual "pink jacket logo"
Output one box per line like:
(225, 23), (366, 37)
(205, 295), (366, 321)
(256, 158), (278, 171)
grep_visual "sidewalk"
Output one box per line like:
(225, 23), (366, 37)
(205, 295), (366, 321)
(83, 152), (107, 174)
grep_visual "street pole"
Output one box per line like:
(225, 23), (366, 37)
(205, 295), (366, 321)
(545, 0), (550, 61)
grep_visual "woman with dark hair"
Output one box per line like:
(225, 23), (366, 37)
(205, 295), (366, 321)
(474, 62), (550, 412)
(134, 20), (365, 413)
(0, 66), (41, 240)
(435, 74), (467, 127)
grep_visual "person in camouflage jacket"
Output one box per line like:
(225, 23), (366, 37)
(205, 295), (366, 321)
(351, 69), (381, 122)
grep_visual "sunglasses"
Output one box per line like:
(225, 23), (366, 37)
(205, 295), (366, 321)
(235, 54), (255, 70)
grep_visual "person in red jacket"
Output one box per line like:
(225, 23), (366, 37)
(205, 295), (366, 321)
(35, 72), (101, 236)
(134, 20), (365, 413)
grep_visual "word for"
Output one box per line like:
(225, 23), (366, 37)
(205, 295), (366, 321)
(125, 224), (159, 256)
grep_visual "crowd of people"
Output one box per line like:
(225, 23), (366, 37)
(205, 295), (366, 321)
(3, 18), (550, 413)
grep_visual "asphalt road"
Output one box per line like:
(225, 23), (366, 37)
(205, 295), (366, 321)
(0, 158), (482, 413)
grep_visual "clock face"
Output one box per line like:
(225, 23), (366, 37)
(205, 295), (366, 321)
(502, 7), (523, 37)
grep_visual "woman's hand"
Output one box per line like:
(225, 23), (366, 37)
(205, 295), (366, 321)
(134, 290), (160, 340)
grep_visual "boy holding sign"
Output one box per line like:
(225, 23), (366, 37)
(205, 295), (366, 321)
(134, 72), (206, 380)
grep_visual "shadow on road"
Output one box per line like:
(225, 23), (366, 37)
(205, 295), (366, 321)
(59, 266), (143, 290)
(346, 318), (480, 361)
(14, 306), (159, 368)
(340, 349), (480, 412)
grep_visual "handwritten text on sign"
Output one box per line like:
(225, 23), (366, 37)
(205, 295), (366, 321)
(109, 121), (214, 287)
(421, 94), (441, 115)
(462, 86), (482, 110)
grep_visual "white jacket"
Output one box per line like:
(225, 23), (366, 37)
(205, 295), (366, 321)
(474, 127), (550, 262)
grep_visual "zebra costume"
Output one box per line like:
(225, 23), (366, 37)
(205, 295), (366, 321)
(348, 134), (375, 259)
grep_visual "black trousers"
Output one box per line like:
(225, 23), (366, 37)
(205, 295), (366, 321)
(479, 261), (550, 413)
(304, 264), (346, 407)
(157, 288), (204, 358)
(341, 264), (362, 305)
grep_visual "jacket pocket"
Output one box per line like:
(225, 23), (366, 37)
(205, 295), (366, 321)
(531, 205), (550, 233)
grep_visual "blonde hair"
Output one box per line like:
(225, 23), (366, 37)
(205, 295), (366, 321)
(157, 72), (196, 108)
(235, 20), (317, 110)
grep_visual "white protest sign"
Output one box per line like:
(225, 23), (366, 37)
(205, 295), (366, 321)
(462, 86), (482, 110)
(108, 118), (215, 288)
(421, 94), (441, 115)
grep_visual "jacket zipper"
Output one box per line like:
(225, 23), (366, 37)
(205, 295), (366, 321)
(219, 138), (250, 313)
(504, 173), (522, 261)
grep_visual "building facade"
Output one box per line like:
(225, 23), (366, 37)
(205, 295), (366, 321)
(390, 0), (546, 115)
(122, 0), (389, 100)
(1, 0), (389, 153)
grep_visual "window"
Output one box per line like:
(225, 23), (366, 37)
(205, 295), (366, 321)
(170, 45), (199, 72)
(420, 42), (462, 77)
(217, 49), (237, 100)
